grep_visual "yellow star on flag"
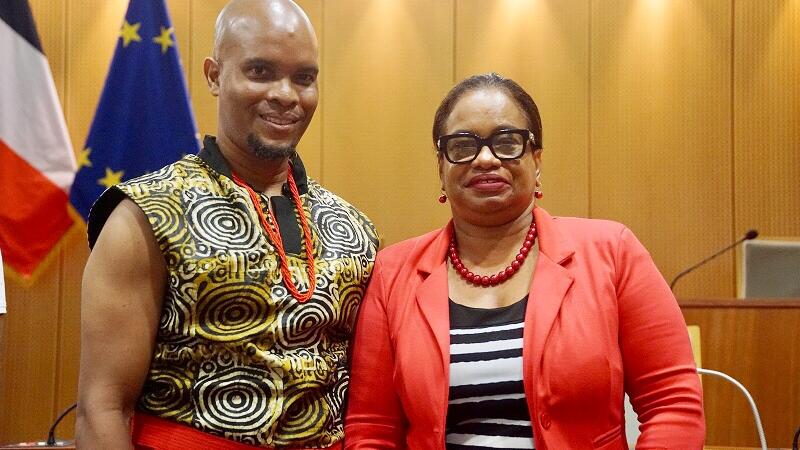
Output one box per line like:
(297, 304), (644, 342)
(153, 26), (174, 54)
(98, 167), (124, 189)
(120, 20), (142, 47)
(76, 147), (92, 169)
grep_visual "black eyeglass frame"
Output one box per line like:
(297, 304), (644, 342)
(436, 128), (539, 164)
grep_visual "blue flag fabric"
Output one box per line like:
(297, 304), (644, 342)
(69, 0), (198, 220)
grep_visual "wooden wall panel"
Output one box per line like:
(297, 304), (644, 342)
(321, 0), (454, 246)
(733, 1), (800, 240)
(455, 0), (591, 218)
(0, 274), (60, 442)
(590, 1), (734, 298)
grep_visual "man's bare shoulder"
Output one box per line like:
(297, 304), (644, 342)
(88, 198), (165, 281)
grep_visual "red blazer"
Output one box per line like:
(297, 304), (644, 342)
(344, 208), (705, 449)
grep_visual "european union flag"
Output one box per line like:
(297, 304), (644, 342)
(69, 0), (198, 220)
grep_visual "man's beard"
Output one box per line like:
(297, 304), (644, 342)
(247, 134), (296, 160)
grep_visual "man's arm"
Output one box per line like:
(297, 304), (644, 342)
(75, 199), (166, 449)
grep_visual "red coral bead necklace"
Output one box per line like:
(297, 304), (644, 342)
(231, 163), (316, 303)
(448, 214), (537, 287)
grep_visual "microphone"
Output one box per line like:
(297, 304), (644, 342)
(669, 229), (758, 290)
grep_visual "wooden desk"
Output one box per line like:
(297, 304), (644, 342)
(680, 298), (800, 448)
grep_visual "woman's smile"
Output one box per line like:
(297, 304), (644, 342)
(465, 173), (510, 192)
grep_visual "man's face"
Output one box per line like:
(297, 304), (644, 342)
(211, 14), (318, 159)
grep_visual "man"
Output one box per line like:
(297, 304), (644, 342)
(75, 1), (378, 448)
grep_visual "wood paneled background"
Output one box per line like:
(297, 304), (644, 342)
(1, 0), (798, 446)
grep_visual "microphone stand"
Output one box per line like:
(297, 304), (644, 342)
(670, 230), (758, 290)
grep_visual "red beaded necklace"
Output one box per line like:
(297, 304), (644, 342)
(231, 164), (316, 303)
(448, 215), (537, 287)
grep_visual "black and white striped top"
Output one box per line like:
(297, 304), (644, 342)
(446, 296), (535, 449)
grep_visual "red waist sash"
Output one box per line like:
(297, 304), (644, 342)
(132, 412), (344, 450)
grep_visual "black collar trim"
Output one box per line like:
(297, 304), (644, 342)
(197, 135), (309, 195)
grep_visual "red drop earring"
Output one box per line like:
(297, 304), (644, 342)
(535, 173), (543, 199)
(438, 193), (447, 204)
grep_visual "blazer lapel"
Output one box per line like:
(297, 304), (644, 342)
(414, 222), (453, 376)
(526, 252), (574, 370)
(524, 208), (575, 379)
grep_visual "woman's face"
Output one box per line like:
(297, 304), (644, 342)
(438, 88), (541, 226)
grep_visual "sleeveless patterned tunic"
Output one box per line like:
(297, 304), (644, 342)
(88, 137), (379, 448)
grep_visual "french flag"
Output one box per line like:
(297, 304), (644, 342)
(0, 1), (76, 277)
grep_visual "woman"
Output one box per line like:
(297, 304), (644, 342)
(344, 73), (705, 449)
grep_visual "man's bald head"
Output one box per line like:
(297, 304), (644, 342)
(204, 0), (319, 164)
(213, 0), (317, 62)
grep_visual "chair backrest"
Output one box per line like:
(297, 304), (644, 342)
(687, 325), (702, 368)
(740, 239), (800, 298)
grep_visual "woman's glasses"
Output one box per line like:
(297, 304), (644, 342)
(436, 128), (537, 164)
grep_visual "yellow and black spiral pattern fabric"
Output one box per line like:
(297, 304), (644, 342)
(96, 153), (378, 448)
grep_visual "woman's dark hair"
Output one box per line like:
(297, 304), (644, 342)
(432, 73), (543, 149)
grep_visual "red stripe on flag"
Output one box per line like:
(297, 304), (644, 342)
(0, 138), (73, 276)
